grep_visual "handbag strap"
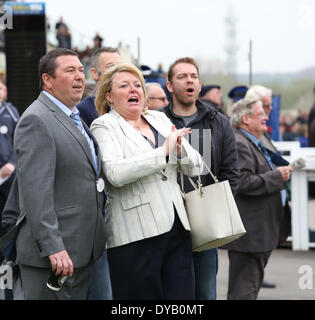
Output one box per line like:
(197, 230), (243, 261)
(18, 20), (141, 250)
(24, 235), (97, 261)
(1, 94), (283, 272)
(180, 127), (218, 194)
(180, 158), (219, 195)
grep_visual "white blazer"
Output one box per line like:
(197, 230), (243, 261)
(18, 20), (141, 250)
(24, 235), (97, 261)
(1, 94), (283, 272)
(91, 109), (203, 248)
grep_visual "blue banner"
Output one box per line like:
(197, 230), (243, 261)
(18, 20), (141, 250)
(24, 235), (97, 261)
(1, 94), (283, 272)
(5, 2), (45, 15)
(267, 94), (281, 141)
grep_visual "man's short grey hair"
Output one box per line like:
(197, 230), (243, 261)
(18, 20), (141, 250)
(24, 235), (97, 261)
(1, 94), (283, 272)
(229, 98), (262, 128)
(90, 47), (120, 71)
(145, 82), (163, 97)
(245, 85), (272, 101)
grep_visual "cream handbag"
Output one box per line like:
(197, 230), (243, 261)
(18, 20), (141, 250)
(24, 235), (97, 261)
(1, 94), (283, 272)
(181, 162), (246, 252)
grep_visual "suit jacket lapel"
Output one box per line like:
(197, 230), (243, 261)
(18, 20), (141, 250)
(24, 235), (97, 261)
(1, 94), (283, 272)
(82, 120), (101, 176)
(38, 93), (97, 175)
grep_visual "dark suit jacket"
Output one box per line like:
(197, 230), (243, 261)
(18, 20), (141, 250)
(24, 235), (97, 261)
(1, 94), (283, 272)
(0, 102), (19, 200)
(76, 95), (98, 128)
(225, 129), (285, 252)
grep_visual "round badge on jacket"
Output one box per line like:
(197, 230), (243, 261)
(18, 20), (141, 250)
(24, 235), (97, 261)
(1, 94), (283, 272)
(96, 178), (105, 192)
(0, 125), (8, 134)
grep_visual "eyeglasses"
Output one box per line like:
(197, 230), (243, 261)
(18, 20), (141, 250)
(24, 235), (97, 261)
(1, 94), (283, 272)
(251, 112), (268, 119)
(148, 97), (168, 102)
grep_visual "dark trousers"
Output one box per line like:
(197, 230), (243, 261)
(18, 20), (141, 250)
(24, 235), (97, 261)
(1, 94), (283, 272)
(193, 248), (218, 300)
(227, 250), (272, 300)
(107, 213), (195, 300)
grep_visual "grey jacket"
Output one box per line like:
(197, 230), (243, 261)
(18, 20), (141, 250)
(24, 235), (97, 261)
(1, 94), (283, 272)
(13, 92), (106, 268)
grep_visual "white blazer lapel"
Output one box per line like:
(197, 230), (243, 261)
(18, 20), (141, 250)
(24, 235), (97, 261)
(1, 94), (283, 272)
(142, 112), (170, 138)
(109, 109), (154, 152)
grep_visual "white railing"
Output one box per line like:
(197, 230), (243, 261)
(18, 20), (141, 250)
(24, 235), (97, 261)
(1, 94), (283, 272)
(273, 141), (315, 250)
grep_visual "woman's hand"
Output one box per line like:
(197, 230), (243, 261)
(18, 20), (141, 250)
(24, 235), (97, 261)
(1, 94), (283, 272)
(176, 127), (191, 157)
(162, 125), (191, 157)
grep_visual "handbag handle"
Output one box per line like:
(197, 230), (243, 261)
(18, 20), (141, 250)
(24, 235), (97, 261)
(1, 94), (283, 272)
(180, 158), (219, 196)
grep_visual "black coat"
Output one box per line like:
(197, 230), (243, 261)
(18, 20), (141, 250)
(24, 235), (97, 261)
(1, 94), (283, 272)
(0, 102), (19, 211)
(76, 95), (98, 128)
(0, 102), (19, 168)
(159, 100), (239, 193)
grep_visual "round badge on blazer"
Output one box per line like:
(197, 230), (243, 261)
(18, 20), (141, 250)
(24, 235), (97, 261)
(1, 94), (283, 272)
(0, 125), (8, 134)
(96, 178), (105, 192)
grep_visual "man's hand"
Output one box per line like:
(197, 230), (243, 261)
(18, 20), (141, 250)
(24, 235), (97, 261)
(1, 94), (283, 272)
(276, 165), (293, 182)
(0, 163), (15, 179)
(49, 250), (74, 277)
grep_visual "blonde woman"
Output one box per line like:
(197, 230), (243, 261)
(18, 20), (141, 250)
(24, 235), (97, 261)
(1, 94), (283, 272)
(91, 63), (203, 299)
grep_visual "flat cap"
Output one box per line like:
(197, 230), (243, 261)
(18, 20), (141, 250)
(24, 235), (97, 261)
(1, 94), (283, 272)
(200, 84), (221, 97)
(228, 85), (248, 101)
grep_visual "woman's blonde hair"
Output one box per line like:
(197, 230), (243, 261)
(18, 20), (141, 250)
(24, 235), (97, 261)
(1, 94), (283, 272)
(95, 63), (147, 116)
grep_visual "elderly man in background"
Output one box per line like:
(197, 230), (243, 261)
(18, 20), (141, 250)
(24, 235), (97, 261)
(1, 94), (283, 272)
(145, 82), (169, 110)
(245, 85), (292, 289)
(225, 98), (293, 300)
(245, 85), (276, 152)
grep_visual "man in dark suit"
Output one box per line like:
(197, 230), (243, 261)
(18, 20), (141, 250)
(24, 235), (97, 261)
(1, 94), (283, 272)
(12, 48), (106, 299)
(225, 98), (293, 300)
(77, 47), (121, 127)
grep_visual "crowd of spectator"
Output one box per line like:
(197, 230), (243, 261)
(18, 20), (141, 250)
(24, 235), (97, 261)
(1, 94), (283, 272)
(1, 14), (315, 302)
(279, 110), (309, 147)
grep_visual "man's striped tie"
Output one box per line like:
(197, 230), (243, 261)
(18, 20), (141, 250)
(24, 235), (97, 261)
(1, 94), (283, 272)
(70, 109), (98, 171)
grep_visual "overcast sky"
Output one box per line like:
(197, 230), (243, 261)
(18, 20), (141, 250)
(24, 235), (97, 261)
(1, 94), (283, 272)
(31, 0), (315, 74)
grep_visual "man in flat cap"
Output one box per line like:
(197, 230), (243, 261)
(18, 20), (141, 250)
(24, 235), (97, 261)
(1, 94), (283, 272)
(199, 85), (224, 114)
(228, 85), (248, 103)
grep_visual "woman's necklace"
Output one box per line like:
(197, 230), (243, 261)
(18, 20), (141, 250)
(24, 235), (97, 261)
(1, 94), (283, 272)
(135, 118), (146, 133)
(135, 121), (156, 146)
(136, 126), (146, 133)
